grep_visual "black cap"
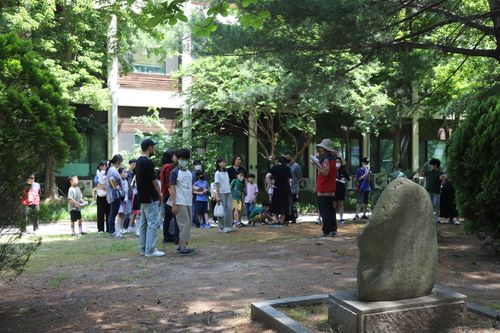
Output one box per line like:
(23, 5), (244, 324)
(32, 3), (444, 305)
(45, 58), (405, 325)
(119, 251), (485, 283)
(361, 157), (370, 163)
(129, 159), (137, 164)
(141, 139), (159, 151)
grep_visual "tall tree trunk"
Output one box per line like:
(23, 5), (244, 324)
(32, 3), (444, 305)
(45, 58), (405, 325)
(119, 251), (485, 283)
(44, 153), (58, 201)
(392, 121), (402, 169)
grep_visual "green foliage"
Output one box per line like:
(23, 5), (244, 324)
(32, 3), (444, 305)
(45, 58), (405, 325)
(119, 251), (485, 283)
(123, 108), (223, 183)
(447, 96), (500, 246)
(36, 198), (97, 222)
(0, 32), (82, 276)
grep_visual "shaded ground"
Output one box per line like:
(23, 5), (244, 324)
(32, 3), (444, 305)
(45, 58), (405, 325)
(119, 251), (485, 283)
(0, 220), (499, 332)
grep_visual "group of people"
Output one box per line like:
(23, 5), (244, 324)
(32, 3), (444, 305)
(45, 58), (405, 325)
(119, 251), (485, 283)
(21, 136), (460, 258)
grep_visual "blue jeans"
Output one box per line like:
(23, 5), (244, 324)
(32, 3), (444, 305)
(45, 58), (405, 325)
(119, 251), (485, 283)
(123, 199), (133, 229)
(245, 202), (255, 221)
(318, 196), (337, 234)
(108, 198), (121, 234)
(140, 201), (160, 254)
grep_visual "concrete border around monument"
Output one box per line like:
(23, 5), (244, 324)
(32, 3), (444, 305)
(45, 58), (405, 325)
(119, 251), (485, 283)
(251, 290), (500, 333)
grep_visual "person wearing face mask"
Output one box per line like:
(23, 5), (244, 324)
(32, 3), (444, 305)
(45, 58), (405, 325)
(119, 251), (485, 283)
(310, 139), (338, 237)
(355, 157), (373, 220)
(136, 139), (164, 257)
(230, 171), (246, 227)
(334, 156), (350, 224)
(227, 155), (248, 223)
(191, 160), (207, 227)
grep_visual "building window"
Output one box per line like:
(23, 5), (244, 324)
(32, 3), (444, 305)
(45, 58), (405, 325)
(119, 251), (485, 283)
(419, 140), (447, 169)
(350, 138), (360, 174)
(58, 134), (107, 178)
(133, 47), (179, 74)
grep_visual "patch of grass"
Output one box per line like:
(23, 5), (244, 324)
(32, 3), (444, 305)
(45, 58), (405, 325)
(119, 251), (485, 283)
(123, 275), (133, 282)
(483, 302), (500, 311)
(48, 274), (62, 289)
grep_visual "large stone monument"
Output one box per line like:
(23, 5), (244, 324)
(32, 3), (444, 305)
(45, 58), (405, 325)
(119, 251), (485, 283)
(328, 178), (467, 333)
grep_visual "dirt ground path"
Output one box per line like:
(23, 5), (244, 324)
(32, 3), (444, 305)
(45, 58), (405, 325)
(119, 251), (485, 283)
(1, 221), (499, 332)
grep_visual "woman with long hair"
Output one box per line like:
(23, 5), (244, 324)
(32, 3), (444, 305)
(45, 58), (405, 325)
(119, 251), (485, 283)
(106, 154), (124, 239)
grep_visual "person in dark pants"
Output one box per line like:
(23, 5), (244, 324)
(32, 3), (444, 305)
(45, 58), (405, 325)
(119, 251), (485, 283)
(22, 174), (41, 232)
(440, 168), (461, 225)
(160, 150), (178, 243)
(96, 160), (110, 234)
(333, 156), (350, 224)
(123, 159), (136, 231)
(106, 154), (124, 239)
(265, 156), (292, 225)
(191, 159), (207, 227)
(310, 139), (338, 237)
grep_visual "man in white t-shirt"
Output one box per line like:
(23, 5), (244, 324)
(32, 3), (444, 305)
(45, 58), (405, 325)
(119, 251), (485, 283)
(170, 148), (196, 256)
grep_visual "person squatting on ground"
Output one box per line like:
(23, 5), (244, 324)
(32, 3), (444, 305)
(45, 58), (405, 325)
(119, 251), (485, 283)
(22, 174), (41, 232)
(420, 158), (443, 223)
(96, 160), (110, 234)
(214, 158), (233, 233)
(248, 200), (275, 226)
(160, 150), (180, 244)
(333, 157), (350, 224)
(67, 175), (88, 236)
(244, 174), (258, 222)
(266, 156), (293, 226)
(284, 151), (302, 224)
(136, 139), (164, 257)
(355, 157), (373, 220)
(193, 170), (211, 228)
(116, 167), (129, 233)
(169, 148), (196, 256)
(231, 171), (245, 228)
(311, 139), (338, 237)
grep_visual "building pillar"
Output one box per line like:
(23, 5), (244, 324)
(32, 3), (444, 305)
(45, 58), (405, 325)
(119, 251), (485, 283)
(248, 111), (258, 183)
(412, 116), (420, 170)
(181, 1), (192, 139)
(107, 15), (119, 156)
(362, 133), (370, 159)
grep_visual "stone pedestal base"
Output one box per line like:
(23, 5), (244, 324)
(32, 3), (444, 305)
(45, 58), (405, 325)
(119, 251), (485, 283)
(328, 286), (467, 333)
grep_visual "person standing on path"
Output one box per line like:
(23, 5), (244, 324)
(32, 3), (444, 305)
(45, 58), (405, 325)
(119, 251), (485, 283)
(333, 157), (350, 224)
(123, 159), (136, 231)
(191, 159), (207, 227)
(439, 167), (460, 225)
(96, 160), (110, 234)
(22, 174), (41, 232)
(284, 151), (302, 223)
(266, 156), (292, 226)
(106, 154), (124, 239)
(310, 139), (338, 237)
(420, 158), (443, 223)
(215, 157), (233, 233)
(67, 175), (88, 236)
(136, 139), (164, 257)
(160, 150), (178, 243)
(355, 157), (373, 220)
(227, 155), (247, 223)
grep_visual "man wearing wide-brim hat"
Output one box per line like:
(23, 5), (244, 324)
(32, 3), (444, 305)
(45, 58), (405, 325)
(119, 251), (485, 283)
(310, 139), (339, 237)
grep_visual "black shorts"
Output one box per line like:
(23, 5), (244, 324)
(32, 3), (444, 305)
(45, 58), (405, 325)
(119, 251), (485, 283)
(132, 194), (140, 210)
(70, 210), (82, 222)
(334, 191), (346, 202)
(292, 194), (299, 203)
(195, 201), (209, 215)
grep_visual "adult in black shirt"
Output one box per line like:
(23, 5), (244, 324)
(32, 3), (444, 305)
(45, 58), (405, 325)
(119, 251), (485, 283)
(266, 156), (292, 225)
(333, 156), (350, 224)
(135, 139), (164, 257)
(226, 155), (248, 222)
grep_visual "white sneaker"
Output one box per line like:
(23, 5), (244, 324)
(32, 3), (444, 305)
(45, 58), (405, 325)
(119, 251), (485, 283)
(91, 201), (97, 205)
(114, 232), (123, 238)
(145, 251), (165, 257)
(219, 228), (229, 233)
(223, 227), (232, 233)
(135, 230), (140, 237)
(315, 218), (322, 224)
(442, 220), (451, 224)
(120, 229), (128, 234)
(454, 221), (461, 225)
(98, 231), (103, 235)
(127, 227), (134, 233)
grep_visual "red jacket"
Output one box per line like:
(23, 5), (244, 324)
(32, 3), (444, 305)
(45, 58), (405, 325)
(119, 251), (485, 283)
(22, 182), (41, 205)
(316, 154), (337, 195)
(160, 164), (174, 199)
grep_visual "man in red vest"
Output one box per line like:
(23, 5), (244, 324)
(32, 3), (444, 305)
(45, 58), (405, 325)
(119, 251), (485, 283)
(310, 139), (338, 237)
(22, 174), (41, 232)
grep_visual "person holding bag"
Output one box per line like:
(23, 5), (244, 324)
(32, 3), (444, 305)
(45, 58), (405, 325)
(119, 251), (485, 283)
(214, 158), (233, 233)
(96, 160), (110, 234)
